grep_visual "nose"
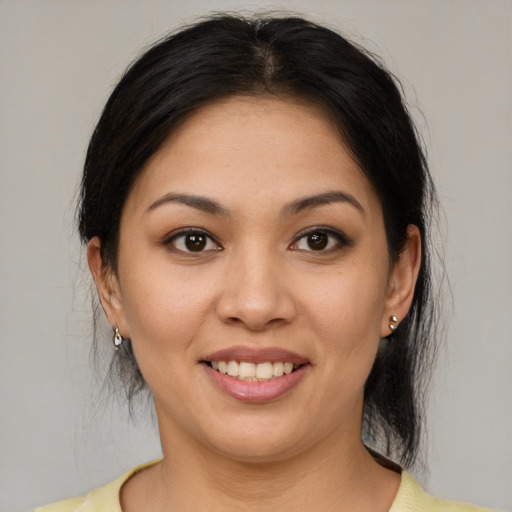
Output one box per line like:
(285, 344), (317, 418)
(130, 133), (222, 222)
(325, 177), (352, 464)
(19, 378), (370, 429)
(216, 247), (297, 331)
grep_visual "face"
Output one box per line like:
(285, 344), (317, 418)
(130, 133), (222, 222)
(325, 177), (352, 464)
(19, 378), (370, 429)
(91, 96), (419, 463)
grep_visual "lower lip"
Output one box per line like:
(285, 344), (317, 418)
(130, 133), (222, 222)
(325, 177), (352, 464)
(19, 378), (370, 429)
(203, 363), (309, 403)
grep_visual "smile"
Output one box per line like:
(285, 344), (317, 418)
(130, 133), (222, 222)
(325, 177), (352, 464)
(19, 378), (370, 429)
(201, 346), (310, 402)
(207, 360), (301, 382)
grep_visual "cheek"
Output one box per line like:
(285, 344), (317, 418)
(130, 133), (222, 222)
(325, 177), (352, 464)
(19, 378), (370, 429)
(117, 257), (219, 366)
(304, 263), (388, 341)
(302, 261), (389, 390)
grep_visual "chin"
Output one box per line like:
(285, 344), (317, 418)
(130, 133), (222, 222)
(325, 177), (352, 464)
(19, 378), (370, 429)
(198, 416), (318, 464)
(210, 438), (304, 464)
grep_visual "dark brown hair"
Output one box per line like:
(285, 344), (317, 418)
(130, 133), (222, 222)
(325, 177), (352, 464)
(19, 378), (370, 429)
(78, 14), (440, 468)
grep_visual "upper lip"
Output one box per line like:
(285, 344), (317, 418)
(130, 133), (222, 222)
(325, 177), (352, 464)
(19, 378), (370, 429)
(202, 346), (309, 365)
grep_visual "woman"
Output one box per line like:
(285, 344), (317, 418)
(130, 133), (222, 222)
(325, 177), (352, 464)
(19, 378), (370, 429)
(36, 14), (494, 512)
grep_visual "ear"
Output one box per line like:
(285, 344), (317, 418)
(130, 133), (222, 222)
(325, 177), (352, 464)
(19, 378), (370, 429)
(87, 237), (129, 336)
(381, 225), (422, 337)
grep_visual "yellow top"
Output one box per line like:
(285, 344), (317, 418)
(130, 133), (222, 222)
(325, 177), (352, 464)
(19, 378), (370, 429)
(35, 462), (496, 512)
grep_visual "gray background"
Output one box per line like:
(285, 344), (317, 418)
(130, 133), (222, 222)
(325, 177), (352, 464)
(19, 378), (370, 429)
(1, 1), (511, 511)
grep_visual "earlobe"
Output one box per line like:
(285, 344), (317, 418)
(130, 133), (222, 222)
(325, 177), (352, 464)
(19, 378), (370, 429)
(381, 225), (422, 337)
(87, 237), (126, 332)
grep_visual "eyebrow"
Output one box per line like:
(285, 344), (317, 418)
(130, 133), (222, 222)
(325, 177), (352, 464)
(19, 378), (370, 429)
(146, 190), (364, 217)
(147, 193), (230, 216)
(281, 191), (365, 217)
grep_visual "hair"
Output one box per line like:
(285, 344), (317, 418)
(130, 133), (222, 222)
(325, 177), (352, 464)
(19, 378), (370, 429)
(78, 14), (441, 469)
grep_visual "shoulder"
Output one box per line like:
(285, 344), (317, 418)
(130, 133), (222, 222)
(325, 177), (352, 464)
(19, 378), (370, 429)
(33, 461), (160, 512)
(390, 472), (497, 512)
(34, 497), (84, 512)
(34, 497), (86, 512)
(33, 474), (123, 512)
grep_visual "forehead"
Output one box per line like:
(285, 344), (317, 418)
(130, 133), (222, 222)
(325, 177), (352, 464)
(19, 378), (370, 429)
(125, 96), (381, 219)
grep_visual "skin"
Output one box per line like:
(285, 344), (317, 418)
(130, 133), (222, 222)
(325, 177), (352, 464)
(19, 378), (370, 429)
(88, 96), (421, 511)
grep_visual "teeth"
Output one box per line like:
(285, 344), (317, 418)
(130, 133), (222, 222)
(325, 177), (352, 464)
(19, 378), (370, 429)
(256, 362), (273, 380)
(283, 362), (294, 375)
(227, 360), (239, 377)
(273, 362), (284, 377)
(239, 362), (256, 379)
(209, 360), (301, 381)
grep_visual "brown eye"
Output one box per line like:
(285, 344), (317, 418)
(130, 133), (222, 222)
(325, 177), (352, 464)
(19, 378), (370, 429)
(185, 234), (207, 251)
(168, 230), (220, 253)
(307, 233), (328, 250)
(291, 228), (350, 253)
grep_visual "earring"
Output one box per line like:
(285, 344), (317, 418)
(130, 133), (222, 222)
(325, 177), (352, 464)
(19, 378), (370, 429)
(113, 324), (123, 350)
(389, 315), (399, 333)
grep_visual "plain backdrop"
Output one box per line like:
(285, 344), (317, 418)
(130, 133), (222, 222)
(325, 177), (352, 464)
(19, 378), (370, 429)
(1, 1), (511, 511)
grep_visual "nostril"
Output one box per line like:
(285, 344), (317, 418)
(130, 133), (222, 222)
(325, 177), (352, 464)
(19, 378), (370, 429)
(227, 316), (289, 331)
(215, 270), (297, 330)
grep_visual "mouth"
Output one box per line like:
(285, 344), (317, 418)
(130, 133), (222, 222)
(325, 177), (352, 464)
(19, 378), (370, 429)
(201, 347), (310, 403)
(204, 360), (304, 382)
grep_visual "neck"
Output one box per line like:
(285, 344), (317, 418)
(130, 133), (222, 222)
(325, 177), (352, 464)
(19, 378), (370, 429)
(122, 412), (401, 512)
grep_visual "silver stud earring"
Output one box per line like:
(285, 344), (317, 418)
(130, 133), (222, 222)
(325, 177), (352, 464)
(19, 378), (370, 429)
(389, 315), (399, 333)
(113, 324), (123, 350)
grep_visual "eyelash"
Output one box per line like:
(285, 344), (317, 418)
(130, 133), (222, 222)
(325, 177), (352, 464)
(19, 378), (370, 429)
(291, 227), (353, 253)
(164, 228), (222, 254)
(163, 226), (352, 254)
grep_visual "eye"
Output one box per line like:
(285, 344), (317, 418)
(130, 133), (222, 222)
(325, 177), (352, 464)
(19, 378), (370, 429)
(291, 228), (351, 252)
(166, 229), (221, 253)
